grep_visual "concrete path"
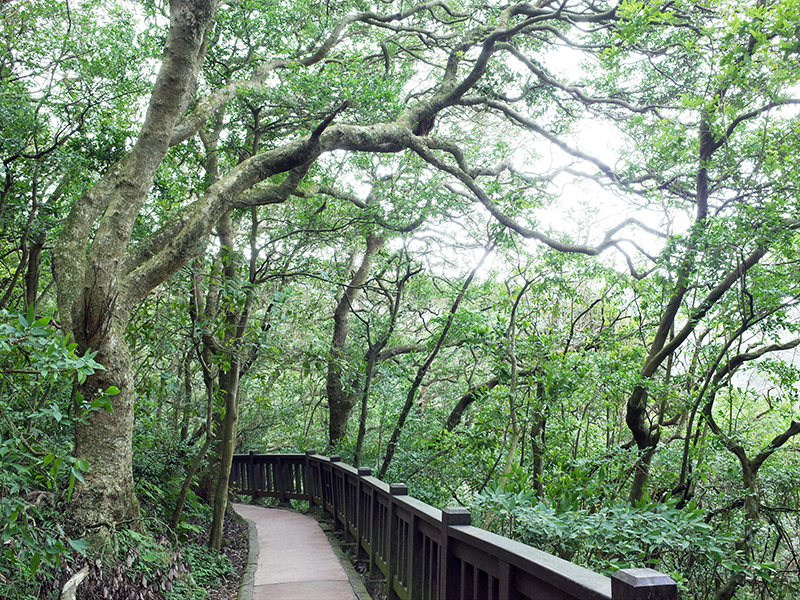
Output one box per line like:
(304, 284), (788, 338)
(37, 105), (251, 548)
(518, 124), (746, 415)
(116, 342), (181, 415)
(233, 503), (366, 600)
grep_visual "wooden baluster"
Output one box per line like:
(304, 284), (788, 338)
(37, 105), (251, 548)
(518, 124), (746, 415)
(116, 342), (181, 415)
(304, 450), (316, 503)
(409, 510), (424, 600)
(330, 455), (342, 530)
(357, 467), (372, 559)
(276, 454), (289, 505)
(247, 450), (259, 498)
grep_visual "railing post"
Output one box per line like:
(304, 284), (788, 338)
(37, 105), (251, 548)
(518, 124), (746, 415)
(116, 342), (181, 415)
(611, 568), (677, 600)
(330, 455), (342, 530)
(304, 450), (316, 502)
(276, 454), (291, 505)
(356, 467), (371, 558)
(439, 506), (471, 600)
(247, 450), (259, 499)
(387, 483), (409, 600)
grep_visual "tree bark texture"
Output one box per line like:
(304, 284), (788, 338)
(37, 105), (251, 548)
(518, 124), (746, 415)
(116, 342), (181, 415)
(53, 0), (217, 534)
(70, 320), (142, 532)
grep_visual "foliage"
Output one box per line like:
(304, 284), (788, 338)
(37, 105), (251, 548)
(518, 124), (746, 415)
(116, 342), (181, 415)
(177, 543), (235, 589)
(0, 458), (89, 600)
(472, 488), (750, 595)
(0, 309), (112, 598)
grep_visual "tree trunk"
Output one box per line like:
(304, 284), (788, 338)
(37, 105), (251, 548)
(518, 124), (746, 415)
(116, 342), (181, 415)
(628, 445), (657, 505)
(206, 211), (248, 550)
(530, 414), (545, 497)
(24, 233), (44, 311)
(626, 384), (660, 503)
(170, 433), (213, 530)
(499, 279), (531, 486)
(704, 384), (800, 600)
(354, 348), (379, 467)
(379, 243), (494, 479)
(354, 262), (413, 466)
(52, 0), (216, 536)
(70, 318), (142, 534)
(326, 233), (385, 447)
(171, 351), (215, 529)
(208, 367), (239, 550)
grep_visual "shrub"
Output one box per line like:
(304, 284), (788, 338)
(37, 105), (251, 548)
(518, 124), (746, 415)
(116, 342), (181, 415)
(0, 309), (110, 599)
(472, 487), (741, 596)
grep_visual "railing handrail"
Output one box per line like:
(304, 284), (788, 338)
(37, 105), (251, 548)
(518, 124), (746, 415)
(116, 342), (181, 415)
(229, 451), (677, 600)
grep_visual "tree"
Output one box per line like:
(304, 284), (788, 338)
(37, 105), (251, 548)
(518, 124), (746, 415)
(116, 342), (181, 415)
(0, 0), (142, 314)
(326, 232), (386, 446)
(42, 0), (636, 534)
(50, 0), (217, 534)
(587, 0), (800, 504)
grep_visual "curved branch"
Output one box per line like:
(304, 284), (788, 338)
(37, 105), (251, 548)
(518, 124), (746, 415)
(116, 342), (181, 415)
(445, 368), (538, 430)
(314, 184), (429, 232)
(648, 245), (770, 371)
(54, 0), (216, 335)
(483, 98), (625, 182)
(377, 343), (426, 360)
(712, 338), (800, 391)
(407, 136), (654, 261)
(712, 98), (800, 153)
(171, 1), (473, 146)
(499, 42), (665, 116)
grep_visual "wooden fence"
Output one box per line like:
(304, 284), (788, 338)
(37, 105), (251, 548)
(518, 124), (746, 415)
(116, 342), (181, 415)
(229, 451), (677, 600)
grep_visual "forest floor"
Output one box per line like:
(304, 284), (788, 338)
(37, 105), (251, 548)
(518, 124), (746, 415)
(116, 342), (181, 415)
(204, 509), (249, 600)
(57, 508), (249, 600)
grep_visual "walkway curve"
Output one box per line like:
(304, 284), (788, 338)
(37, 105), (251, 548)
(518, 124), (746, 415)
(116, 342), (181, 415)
(233, 503), (369, 600)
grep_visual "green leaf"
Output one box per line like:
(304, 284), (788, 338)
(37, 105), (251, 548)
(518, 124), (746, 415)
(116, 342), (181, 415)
(32, 316), (51, 327)
(70, 466), (85, 485)
(28, 552), (41, 576)
(67, 474), (75, 502)
(68, 539), (90, 554)
(25, 304), (36, 322)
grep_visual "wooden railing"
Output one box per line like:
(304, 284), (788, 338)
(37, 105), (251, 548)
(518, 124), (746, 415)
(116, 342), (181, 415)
(230, 451), (677, 600)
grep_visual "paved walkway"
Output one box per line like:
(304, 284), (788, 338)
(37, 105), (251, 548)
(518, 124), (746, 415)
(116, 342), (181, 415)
(233, 503), (367, 600)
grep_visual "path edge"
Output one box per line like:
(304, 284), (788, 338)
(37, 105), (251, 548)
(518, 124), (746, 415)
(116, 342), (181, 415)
(236, 515), (259, 600)
(316, 519), (372, 600)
